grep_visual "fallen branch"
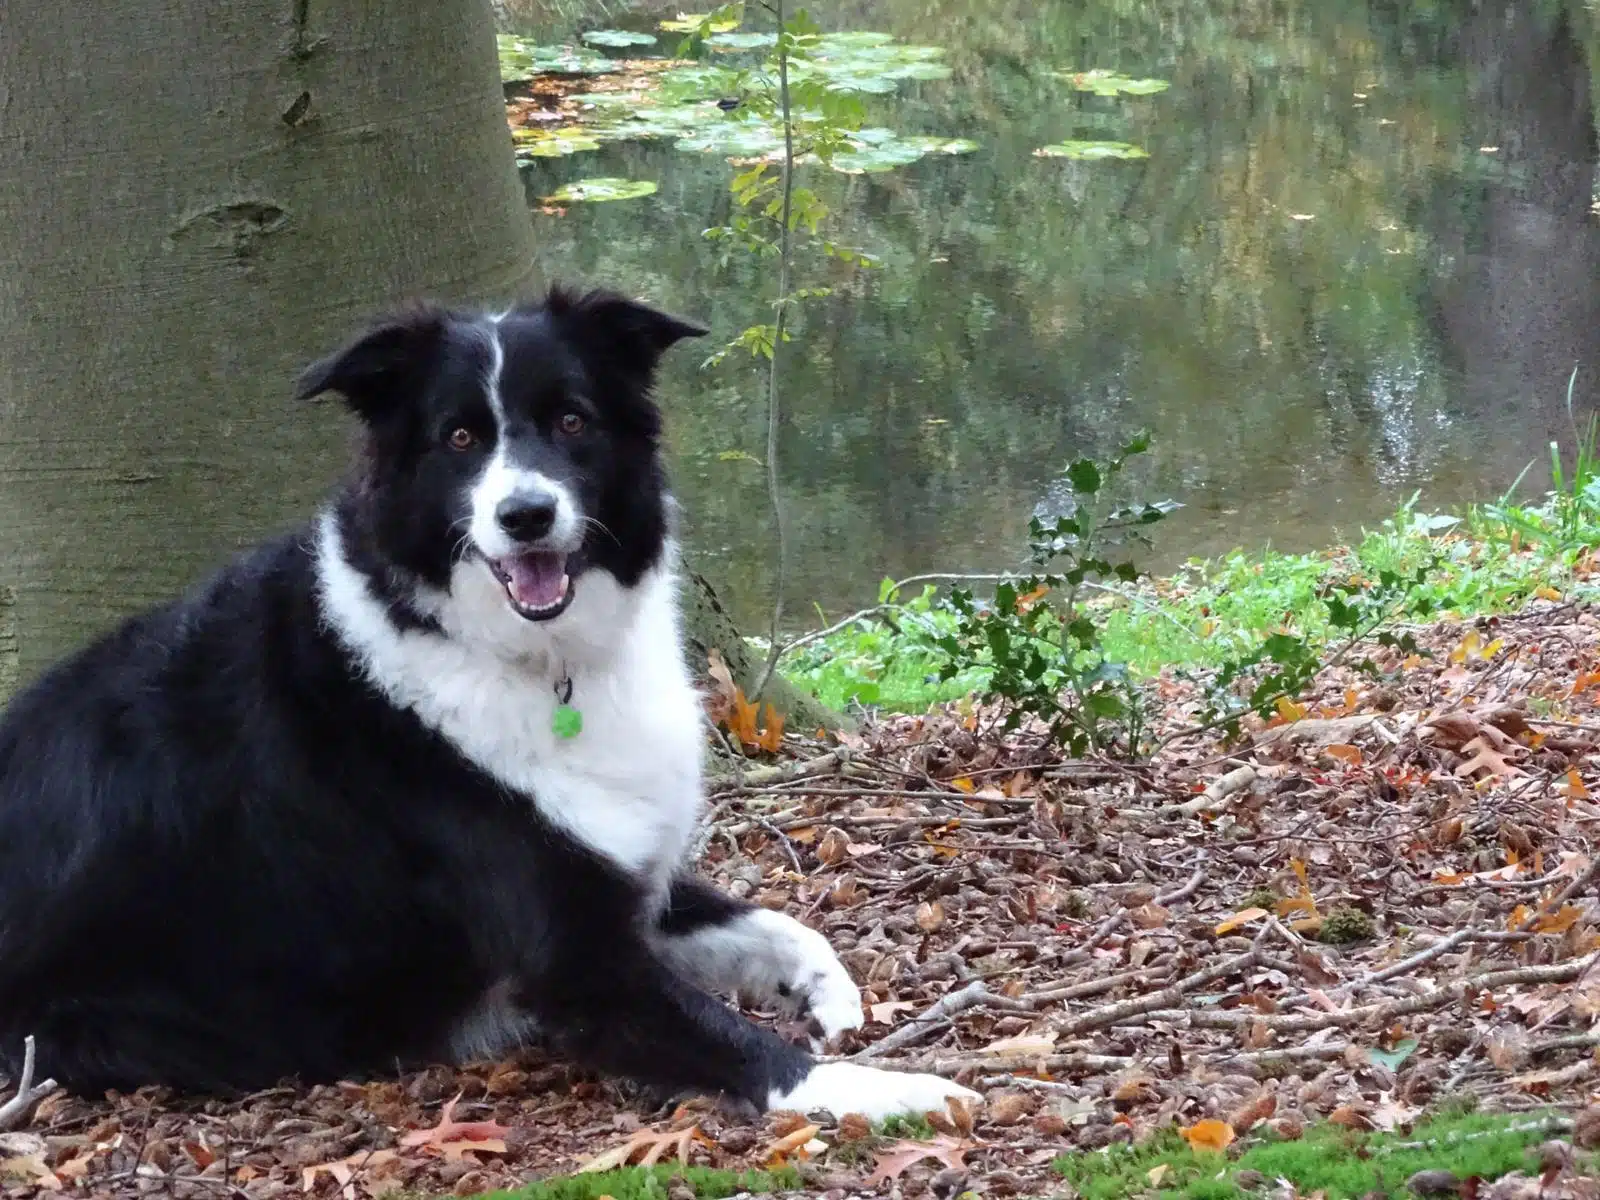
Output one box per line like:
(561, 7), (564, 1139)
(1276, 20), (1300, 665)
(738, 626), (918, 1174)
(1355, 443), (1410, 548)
(1172, 765), (1256, 816)
(707, 748), (848, 793)
(854, 981), (1028, 1061)
(1055, 935), (1267, 1039)
(0, 1036), (58, 1132)
(923, 1050), (1134, 1077)
(1129, 951), (1599, 1034)
(1062, 866), (1207, 965)
(1022, 965), (1173, 1008)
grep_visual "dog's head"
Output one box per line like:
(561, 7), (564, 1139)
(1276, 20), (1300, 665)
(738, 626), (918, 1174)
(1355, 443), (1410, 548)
(300, 287), (706, 643)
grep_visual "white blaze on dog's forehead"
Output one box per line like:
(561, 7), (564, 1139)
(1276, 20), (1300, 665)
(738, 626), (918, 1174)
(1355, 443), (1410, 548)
(469, 319), (508, 429)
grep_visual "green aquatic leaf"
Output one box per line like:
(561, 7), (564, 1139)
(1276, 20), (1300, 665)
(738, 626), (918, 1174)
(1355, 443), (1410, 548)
(829, 140), (927, 173)
(1368, 1039), (1418, 1072)
(541, 177), (660, 202)
(1033, 140), (1149, 160)
(706, 31), (776, 50)
(659, 9), (743, 33)
(581, 29), (659, 48)
(901, 136), (978, 155)
(675, 120), (787, 158)
(497, 35), (618, 82)
(513, 127), (602, 157)
(1053, 68), (1171, 97)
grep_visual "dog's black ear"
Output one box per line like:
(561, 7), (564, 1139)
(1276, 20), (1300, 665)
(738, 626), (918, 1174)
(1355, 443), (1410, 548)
(546, 287), (708, 374)
(295, 309), (446, 420)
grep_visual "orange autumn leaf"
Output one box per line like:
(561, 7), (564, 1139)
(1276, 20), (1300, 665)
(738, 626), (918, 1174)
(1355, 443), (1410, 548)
(1533, 904), (1585, 934)
(951, 776), (976, 793)
(1181, 1119), (1236, 1153)
(756, 702), (785, 753)
(1324, 743), (1363, 765)
(1275, 696), (1307, 723)
(1562, 770), (1591, 800)
(1215, 906), (1270, 935)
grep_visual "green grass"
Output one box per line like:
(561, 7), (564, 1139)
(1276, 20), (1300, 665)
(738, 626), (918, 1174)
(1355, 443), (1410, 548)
(476, 1164), (799, 1200)
(783, 489), (1600, 715)
(1053, 1110), (1584, 1200)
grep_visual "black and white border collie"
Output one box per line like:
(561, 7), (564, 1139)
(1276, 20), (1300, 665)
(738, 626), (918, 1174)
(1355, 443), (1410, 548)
(0, 288), (976, 1122)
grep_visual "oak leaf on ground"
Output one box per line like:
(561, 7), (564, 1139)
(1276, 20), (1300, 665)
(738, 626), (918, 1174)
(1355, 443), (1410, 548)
(865, 1135), (971, 1184)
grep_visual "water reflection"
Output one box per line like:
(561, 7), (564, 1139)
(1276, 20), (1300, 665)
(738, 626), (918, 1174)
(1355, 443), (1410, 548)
(518, 0), (1600, 629)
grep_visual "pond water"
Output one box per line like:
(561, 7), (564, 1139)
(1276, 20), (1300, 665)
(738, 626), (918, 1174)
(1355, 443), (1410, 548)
(511, 0), (1600, 631)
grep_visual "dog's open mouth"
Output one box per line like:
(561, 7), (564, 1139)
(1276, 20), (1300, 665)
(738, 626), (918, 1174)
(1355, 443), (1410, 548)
(485, 551), (576, 621)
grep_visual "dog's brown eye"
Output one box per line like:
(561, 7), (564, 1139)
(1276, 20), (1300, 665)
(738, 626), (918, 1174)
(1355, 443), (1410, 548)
(558, 412), (586, 436)
(447, 427), (476, 450)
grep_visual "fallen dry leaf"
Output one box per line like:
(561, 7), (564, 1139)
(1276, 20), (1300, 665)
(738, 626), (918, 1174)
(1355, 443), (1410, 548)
(577, 1125), (703, 1173)
(865, 1135), (971, 1185)
(1181, 1119), (1236, 1152)
(399, 1093), (510, 1156)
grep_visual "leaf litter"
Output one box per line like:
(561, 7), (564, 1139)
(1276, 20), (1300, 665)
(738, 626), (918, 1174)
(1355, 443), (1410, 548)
(5, 601), (1600, 1196)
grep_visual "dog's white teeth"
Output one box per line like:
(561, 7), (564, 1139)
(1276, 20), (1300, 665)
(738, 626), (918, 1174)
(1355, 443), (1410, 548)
(558, 574), (570, 600)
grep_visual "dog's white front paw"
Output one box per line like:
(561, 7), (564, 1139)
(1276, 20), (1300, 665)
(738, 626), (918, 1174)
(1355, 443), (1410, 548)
(768, 1062), (980, 1121)
(771, 919), (864, 1039)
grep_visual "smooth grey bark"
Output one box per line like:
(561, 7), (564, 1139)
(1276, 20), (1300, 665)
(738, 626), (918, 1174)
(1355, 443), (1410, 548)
(0, 1), (537, 691)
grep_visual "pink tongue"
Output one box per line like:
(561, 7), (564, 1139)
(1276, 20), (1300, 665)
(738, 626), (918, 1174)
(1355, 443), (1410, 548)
(504, 552), (566, 609)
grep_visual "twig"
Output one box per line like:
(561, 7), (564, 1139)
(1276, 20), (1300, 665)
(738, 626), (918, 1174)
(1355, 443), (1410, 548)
(1172, 764), (1256, 816)
(1062, 866), (1205, 962)
(854, 981), (1027, 1061)
(923, 1050), (1134, 1077)
(1131, 952), (1600, 1033)
(706, 748), (846, 792)
(1022, 965), (1173, 1008)
(1055, 933), (1267, 1039)
(0, 1036), (58, 1131)
(750, 0), (796, 704)
(1515, 854), (1600, 932)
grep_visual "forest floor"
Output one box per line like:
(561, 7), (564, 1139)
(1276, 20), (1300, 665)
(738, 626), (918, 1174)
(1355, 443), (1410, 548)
(3, 600), (1600, 1200)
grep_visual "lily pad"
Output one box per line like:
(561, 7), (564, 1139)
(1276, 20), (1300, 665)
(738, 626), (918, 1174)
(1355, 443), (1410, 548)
(542, 177), (660, 203)
(513, 127), (603, 157)
(706, 31), (776, 50)
(1033, 140), (1149, 160)
(659, 11), (744, 33)
(830, 140), (927, 173)
(498, 36), (618, 82)
(581, 29), (659, 48)
(1053, 69), (1171, 96)
(796, 34), (952, 93)
(901, 136), (978, 155)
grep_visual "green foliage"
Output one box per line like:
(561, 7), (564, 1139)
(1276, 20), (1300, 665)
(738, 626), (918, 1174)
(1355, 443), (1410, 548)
(789, 477), (1600, 717)
(930, 433), (1178, 754)
(1053, 1111), (1578, 1200)
(481, 1164), (797, 1200)
(877, 1112), (938, 1139)
(1481, 368), (1600, 555)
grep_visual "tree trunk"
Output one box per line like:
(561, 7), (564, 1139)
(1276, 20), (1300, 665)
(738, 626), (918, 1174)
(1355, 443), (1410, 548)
(0, 1), (536, 691)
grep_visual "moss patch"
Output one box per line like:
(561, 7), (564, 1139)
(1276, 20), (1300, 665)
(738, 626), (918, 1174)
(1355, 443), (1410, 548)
(480, 1164), (799, 1200)
(1053, 1111), (1584, 1200)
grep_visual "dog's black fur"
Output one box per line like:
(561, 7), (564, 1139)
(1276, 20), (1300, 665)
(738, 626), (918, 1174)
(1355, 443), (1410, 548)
(0, 289), (825, 1107)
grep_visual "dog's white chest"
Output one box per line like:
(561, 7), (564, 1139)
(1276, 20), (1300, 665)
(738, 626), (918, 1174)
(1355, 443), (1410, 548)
(315, 518), (707, 885)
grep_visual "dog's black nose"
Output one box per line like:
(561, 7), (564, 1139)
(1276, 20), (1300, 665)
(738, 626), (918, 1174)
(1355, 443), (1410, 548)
(496, 495), (557, 541)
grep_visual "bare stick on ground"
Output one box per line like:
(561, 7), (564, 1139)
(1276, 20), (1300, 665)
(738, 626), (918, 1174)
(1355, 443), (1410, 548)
(0, 1036), (58, 1132)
